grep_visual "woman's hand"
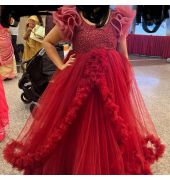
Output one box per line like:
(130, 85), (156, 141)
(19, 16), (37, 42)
(23, 27), (33, 40)
(27, 27), (33, 32)
(59, 54), (76, 70)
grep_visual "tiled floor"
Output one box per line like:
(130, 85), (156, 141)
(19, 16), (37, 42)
(0, 57), (170, 174)
(132, 58), (170, 174)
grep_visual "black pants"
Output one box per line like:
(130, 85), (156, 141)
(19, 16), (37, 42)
(11, 35), (20, 62)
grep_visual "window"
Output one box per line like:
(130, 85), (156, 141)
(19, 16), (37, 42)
(135, 21), (167, 36)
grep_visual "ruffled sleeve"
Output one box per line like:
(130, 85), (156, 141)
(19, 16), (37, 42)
(111, 6), (136, 41)
(53, 6), (82, 41)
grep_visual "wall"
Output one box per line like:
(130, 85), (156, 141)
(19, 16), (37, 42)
(166, 10), (170, 36)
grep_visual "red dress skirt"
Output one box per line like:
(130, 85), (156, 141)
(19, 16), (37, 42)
(4, 48), (164, 174)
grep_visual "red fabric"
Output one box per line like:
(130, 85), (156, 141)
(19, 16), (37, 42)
(0, 24), (10, 140)
(53, 5), (135, 43)
(53, 6), (82, 41)
(0, 25), (14, 65)
(4, 49), (165, 174)
(0, 77), (9, 141)
(113, 6), (136, 40)
(127, 34), (170, 59)
(3, 6), (165, 174)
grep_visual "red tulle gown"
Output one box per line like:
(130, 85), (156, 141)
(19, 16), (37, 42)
(4, 6), (165, 174)
(0, 24), (9, 141)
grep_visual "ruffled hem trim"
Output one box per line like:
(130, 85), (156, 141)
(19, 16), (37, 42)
(3, 49), (165, 174)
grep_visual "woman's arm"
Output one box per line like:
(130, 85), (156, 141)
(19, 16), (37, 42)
(117, 37), (129, 59)
(23, 27), (32, 40)
(42, 25), (75, 70)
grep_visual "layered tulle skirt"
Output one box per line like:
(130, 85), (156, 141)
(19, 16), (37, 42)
(4, 48), (165, 174)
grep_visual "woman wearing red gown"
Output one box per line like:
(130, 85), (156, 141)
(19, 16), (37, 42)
(4, 6), (165, 174)
(0, 24), (9, 141)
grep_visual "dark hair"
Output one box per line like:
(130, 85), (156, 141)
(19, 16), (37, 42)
(76, 5), (110, 28)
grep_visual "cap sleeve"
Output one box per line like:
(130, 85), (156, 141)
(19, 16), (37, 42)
(111, 6), (136, 41)
(53, 6), (82, 41)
